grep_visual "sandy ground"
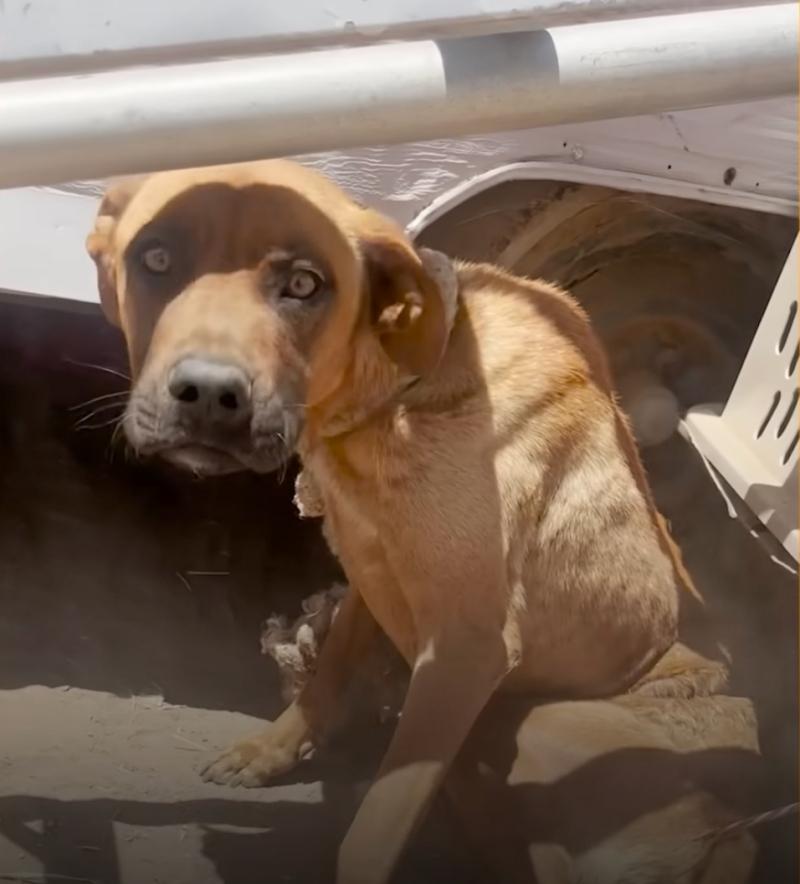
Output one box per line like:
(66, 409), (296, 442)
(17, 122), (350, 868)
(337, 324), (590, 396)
(1, 688), (467, 884)
(1, 688), (329, 884)
(0, 302), (797, 884)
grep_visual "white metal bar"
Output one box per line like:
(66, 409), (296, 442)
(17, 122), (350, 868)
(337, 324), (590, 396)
(0, 0), (788, 77)
(0, 5), (795, 189)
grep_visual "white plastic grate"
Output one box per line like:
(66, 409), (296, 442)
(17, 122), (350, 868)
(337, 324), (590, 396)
(684, 237), (798, 561)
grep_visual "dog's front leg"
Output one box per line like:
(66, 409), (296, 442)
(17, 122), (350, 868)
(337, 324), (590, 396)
(337, 626), (512, 884)
(202, 587), (378, 787)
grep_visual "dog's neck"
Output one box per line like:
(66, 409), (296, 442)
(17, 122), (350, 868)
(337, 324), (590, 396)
(317, 373), (422, 439)
(311, 248), (460, 440)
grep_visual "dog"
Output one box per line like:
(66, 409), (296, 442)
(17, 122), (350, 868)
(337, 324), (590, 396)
(87, 160), (728, 884)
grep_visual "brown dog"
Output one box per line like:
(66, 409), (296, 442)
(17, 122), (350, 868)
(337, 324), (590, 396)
(87, 161), (727, 884)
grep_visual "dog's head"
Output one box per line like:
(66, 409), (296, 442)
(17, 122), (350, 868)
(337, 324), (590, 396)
(87, 161), (451, 476)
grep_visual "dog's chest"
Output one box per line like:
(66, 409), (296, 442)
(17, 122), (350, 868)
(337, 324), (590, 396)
(301, 448), (418, 663)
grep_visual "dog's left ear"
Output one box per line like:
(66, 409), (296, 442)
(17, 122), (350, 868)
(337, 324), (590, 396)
(361, 221), (456, 377)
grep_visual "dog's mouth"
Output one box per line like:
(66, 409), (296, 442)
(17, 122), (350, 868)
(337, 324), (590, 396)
(160, 444), (247, 477)
(142, 435), (293, 477)
(124, 386), (301, 477)
(127, 422), (295, 477)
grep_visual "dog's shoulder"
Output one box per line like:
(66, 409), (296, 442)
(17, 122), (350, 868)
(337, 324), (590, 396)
(444, 259), (613, 408)
(453, 259), (587, 317)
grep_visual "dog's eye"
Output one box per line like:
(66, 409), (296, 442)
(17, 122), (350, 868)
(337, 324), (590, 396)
(284, 267), (323, 300)
(141, 244), (171, 275)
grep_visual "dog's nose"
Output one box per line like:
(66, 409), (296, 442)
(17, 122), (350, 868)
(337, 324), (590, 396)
(168, 358), (251, 426)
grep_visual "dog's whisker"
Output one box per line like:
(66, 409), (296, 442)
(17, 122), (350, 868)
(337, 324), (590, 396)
(121, 441), (140, 465)
(65, 358), (131, 382)
(103, 418), (130, 464)
(276, 419), (292, 484)
(69, 390), (129, 412)
(277, 452), (289, 484)
(76, 414), (127, 432)
(73, 401), (127, 429)
(110, 419), (127, 447)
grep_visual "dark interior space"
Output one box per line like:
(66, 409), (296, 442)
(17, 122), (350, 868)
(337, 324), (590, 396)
(0, 285), (796, 883)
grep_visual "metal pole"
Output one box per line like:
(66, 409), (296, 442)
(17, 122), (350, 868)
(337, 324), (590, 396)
(1, 0), (790, 77)
(0, 4), (795, 188)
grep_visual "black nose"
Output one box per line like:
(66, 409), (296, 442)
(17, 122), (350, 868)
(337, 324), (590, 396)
(168, 358), (251, 426)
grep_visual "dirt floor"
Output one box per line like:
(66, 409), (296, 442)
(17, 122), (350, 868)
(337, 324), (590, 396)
(0, 298), (797, 884)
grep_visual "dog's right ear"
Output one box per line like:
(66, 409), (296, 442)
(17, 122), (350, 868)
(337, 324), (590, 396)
(85, 179), (142, 326)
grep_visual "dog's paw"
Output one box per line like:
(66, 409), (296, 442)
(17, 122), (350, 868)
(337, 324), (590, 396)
(200, 732), (313, 788)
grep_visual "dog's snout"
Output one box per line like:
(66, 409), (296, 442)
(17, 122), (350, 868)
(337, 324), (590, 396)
(168, 358), (251, 425)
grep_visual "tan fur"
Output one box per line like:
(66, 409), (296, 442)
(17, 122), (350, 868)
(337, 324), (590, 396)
(88, 160), (728, 884)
